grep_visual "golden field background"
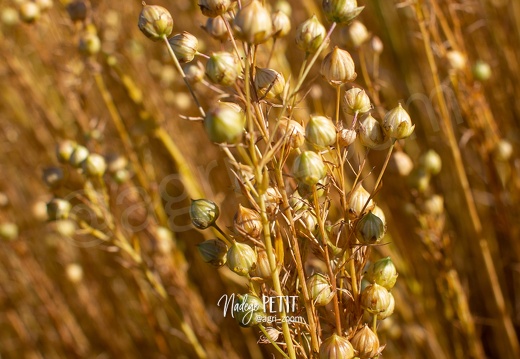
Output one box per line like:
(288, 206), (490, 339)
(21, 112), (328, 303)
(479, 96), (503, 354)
(0, 0), (520, 358)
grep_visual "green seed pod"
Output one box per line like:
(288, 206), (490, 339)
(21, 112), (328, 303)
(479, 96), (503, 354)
(204, 102), (245, 143)
(378, 291), (395, 319)
(168, 31), (198, 63)
(321, 47), (357, 86)
(372, 205), (386, 227)
(138, 5), (173, 41)
(276, 119), (305, 149)
(358, 113), (389, 149)
(347, 185), (374, 219)
(197, 239), (228, 267)
(361, 282), (391, 315)
(298, 176), (328, 199)
(82, 153), (107, 177)
(319, 334), (355, 359)
(19, 1), (41, 24)
(205, 52), (240, 86)
(227, 241), (257, 276)
(232, 294), (267, 327)
(66, 0), (87, 22)
(341, 20), (369, 48)
(56, 140), (77, 163)
(322, 0), (364, 25)
(0, 222), (19, 241)
(255, 67), (285, 99)
(338, 128), (357, 147)
(343, 87), (371, 115)
(295, 15), (329, 53)
(234, 204), (262, 239)
(79, 32), (101, 55)
(307, 273), (334, 306)
(493, 139), (513, 161)
(365, 257), (398, 290)
(203, 16), (229, 41)
(306, 115), (336, 147)
(272, 10), (291, 38)
(47, 198), (72, 221)
(292, 151), (327, 186)
(234, 0), (272, 44)
(42, 167), (64, 188)
(419, 149), (442, 175)
(190, 199), (220, 229)
(472, 60), (491, 81)
(355, 211), (386, 244)
(69, 145), (90, 168)
(351, 325), (380, 359)
(383, 103), (415, 140)
(113, 169), (130, 184)
(198, 0), (231, 18)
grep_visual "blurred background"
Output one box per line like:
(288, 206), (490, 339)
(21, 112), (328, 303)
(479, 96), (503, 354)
(0, 0), (519, 358)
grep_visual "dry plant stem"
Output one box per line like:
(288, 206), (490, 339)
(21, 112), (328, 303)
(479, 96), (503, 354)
(414, 2), (520, 356)
(313, 185), (342, 336)
(92, 73), (168, 226)
(273, 164), (320, 354)
(358, 46), (380, 108)
(162, 36), (205, 117)
(221, 15), (244, 70)
(211, 223), (232, 246)
(258, 324), (290, 359)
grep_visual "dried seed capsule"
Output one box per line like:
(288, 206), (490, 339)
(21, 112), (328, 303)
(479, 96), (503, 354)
(388, 151), (414, 176)
(378, 291), (395, 319)
(493, 139), (513, 161)
(341, 20), (369, 48)
(272, 10), (291, 38)
(421, 194), (444, 216)
(203, 16), (229, 41)
(234, 204), (262, 238)
(343, 87), (371, 115)
(419, 149), (442, 175)
(446, 50), (467, 71)
(227, 241), (257, 276)
(361, 282), (391, 315)
(347, 184), (374, 219)
(307, 273), (334, 306)
(383, 103), (415, 140)
(47, 198), (72, 221)
(56, 140), (77, 163)
(204, 102), (245, 143)
(351, 325), (381, 358)
(322, 0), (364, 25)
(338, 128), (357, 147)
(276, 119), (305, 149)
(42, 167), (64, 188)
(0, 222), (18, 241)
(82, 154), (107, 177)
(234, 0), (272, 44)
(205, 51), (239, 86)
(262, 187), (282, 214)
(69, 145), (90, 168)
(355, 211), (386, 244)
(365, 257), (398, 290)
(319, 334), (355, 359)
(292, 151), (327, 186)
(66, 263), (83, 283)
(168, 31), (198, 63)
(197, 239), (228, 266)
(321, 46), (357, 86)
(295, 209), (318, 236)
(183, 61), (205, 83)
(295, 15), (329, 53)
(306, 115), (336, 147)
(251, 249), (271, 280)
(66, 0), (87, 22)
(190, 199), (220, 229)
(198, 0), (231, 18)
(2, 7), (20, 26)
(255, 67), (285, 99)
(19, 1), (41, 23)
(358, 113), (389, 149)
(232, 294), (267, 327)
(138, 5), (173, 41)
